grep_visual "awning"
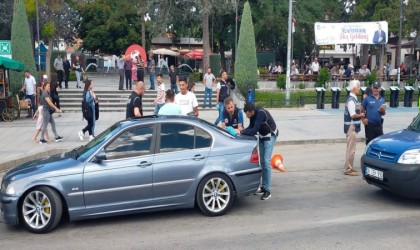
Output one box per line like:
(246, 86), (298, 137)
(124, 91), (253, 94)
(0, 56), (25, 72)
(152, 48), (180, 57)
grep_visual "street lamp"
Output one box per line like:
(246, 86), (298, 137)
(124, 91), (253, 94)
(397, 0), (404, 86)
(285, 0), (293, 106)
(36, 0), (41, 82)
(235, 0), (239, 54)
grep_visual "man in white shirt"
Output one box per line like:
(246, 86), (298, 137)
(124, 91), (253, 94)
(153, 73), (166, 115)
(311, 58), (320, 76)
(174, 75), (199, 116)
(23, 70), (37, 117)
(54, 54), (64, 88)
(203, 67), (215, 108)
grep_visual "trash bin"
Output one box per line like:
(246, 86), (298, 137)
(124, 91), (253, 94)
(389, 86), (400, 108)
(315, 87), (326, 109)
(331, 87), (341, 109)
(247, 88), (255, 104)
(403, 86), (414, 107)
(380, 86), (385, 98)
(346, 86), (351, 98)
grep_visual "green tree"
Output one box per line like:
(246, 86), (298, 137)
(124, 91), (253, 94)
(0, 0), (13, 40)
(10, 0), (37, 94)
(76, 0), (145, 55)
(234, 1), (258, 95)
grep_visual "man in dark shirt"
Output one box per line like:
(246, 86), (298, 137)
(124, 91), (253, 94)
(126, 81), (145, 118)
(360, 82), (386, 144)
(169, 65), (178, 94)
(241, 103), (278, 201)
(63, 57), (71, 89)
(124, 58), (133, 90)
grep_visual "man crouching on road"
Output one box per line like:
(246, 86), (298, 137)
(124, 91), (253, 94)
(344, 80), (365, 176)
(240, 103), (278, 200)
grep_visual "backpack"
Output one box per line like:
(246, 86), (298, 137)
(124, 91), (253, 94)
(82, 93), (92, 120)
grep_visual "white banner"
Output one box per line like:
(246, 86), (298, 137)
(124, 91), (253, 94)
(314, 21), (388, 45)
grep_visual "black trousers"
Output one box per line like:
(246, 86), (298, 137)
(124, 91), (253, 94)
(137, 68), (144, 82)
(57, 70), (64, 88)
(64, 70), (70, 88)
(82, 117), (94, 136)
(125, 70), (132, 89)
(51, 94), (60, 109)
(365, 123), (383, 145)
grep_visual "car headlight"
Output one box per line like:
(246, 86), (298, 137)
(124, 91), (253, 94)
(1, 180), (15, 195)
(398, 149), (420, 164)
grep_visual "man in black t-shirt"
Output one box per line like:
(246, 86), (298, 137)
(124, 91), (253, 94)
(126, 81), (145, 118)
(168, 65), (178, 94)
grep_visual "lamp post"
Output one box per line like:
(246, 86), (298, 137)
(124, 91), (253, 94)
(285, 0), (293, 106)
(235, 0), (239, 54)
(397, 0), (403, 86)
(36, 0), (41, 82)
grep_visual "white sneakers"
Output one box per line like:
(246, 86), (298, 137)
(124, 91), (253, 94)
(78, 131), (84, 141)
(89, 135), (94, 141)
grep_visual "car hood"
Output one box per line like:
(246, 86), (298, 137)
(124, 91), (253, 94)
(369, 129), (420, 156)
(3, 152), (83, 183)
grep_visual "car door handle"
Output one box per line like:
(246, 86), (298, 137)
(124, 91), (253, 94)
(192, 154), (205, 161)
(137, 161), (152, 168)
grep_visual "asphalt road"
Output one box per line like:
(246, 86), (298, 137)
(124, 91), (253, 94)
(2, 143), (420, 249)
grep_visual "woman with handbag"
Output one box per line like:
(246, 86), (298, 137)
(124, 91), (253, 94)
(78, 80), (97, 141)
(38, 82), (63, 144)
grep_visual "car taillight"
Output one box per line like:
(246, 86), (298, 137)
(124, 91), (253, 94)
(251, 146), (259, 163)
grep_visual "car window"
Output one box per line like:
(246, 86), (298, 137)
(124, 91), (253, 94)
(195, 127), (212, 148)
(105, 125), (154, 160)
(160, 123), (212, 153)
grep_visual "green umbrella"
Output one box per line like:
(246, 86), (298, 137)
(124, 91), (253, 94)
(0, 56), (25, 72)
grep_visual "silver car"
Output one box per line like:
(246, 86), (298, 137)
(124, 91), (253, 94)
(0, 116), (261, 233)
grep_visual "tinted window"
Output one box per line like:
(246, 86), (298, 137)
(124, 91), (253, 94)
(160, 123), (212, 153)
(195, 127), (212, 148)
(105, 126), (154, 160)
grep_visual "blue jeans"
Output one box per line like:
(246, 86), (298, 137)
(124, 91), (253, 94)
(203, 87), (212, 108)
(259, 135), (277, 192)
(150, 72), (155, 89)
(214, 102), (224, 125)
(171, 84), (178, 94)
(153, 103), (164, 115)
(25, 94), (36, 116)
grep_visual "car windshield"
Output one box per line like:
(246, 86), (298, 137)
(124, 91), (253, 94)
(407, 115), (420, 132)
(73, 123), (120, 159)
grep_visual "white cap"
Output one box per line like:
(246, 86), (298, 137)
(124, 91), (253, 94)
(348, 64), (354, 68)
(43, 74), (48, 79)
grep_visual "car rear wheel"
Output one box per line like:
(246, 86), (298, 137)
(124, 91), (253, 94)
(20, 187), (63, 234)
(197, 173), (234, 216)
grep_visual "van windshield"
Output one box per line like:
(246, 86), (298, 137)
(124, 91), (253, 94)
(407, 115), (420, 132)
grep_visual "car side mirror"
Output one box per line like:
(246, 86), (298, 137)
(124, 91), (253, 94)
(94, 150), (107, 163)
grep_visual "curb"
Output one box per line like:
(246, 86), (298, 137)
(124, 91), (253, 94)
(0, 138), (365, 173)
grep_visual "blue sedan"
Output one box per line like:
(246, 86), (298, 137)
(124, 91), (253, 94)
(361, 114), (420, 198)
(0, 116), (261, 233)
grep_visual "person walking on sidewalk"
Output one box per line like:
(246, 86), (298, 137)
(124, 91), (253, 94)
(117, 54), (125, 90)
(72, 56), (84, 88)
(79, 80), (97, 141)
(153, 73), (165, 115)
(126, 81), (145, 118)
(343, 80), (365, 176)
(22, 70), (37, 117)
(50, 77), (61, 117)
(240, 103), (278, 200)
(360, 81), (386, 145)
(203, 67), (215, 108)
(54, 53), (64, 88)
(32, 84), (51, 142)
(39, 82), (63, 144)
(214, 71), (230, 125)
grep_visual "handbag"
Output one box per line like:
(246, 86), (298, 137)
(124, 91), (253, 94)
(49, 107), (56, 114)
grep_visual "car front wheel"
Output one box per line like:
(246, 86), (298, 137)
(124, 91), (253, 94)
(197, 173), (234, 216)
(20, 186), (63, 234)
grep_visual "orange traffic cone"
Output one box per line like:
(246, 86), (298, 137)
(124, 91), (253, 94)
(270, 153), (285, 172)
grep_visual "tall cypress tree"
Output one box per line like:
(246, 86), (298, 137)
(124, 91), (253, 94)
(10, 0), (37, 94)
(234, 1), (258, 95)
